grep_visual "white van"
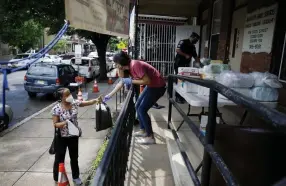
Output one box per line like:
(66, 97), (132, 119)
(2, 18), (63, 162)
(70, 57), (100, 79)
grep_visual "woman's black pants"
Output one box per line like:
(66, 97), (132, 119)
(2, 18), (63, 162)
(53, 137), (79, 182)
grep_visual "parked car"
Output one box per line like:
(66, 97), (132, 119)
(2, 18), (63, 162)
(60, 53), (75, 64)
(24, 62), (78, 98)
(106, 57), (115, 71)
(88, 52), (98, 58)
(106, 52), (114, 61)
(41, 55), (62, 63)
(0, 104), (13, 131)
(8, 53), (44, 69)
(70, 57), (100, 79)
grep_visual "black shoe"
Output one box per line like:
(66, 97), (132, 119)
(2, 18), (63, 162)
(134, 119), (139, 126)
(152, 104), (165, 109)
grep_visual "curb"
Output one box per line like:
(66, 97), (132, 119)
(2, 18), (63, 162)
(0, 80), (120, 137)
(0, 102), (57, 137)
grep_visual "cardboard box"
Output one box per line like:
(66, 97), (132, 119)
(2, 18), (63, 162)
(178, 67), (200, 76)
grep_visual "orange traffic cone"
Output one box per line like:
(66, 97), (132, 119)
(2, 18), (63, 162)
(108, 77), (113, 84)
(77, 88), (83, 101)
(140, 85), (145, 94)
(93, 80), (99, 93)
(58, 163), (70, 186)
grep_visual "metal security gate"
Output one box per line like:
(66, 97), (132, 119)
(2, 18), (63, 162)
(138, 15), (187, 77)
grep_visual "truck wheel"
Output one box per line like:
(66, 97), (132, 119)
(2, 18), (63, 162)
(28, 92), (37, 98)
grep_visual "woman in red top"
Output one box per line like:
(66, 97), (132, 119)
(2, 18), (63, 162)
(104, 52), (166, 144)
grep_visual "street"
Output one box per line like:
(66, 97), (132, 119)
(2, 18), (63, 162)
(0, 70), (55, 126)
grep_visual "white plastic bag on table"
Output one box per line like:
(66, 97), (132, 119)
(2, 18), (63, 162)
(250, 72), (282, 88)
(200, 58), (211, 66)
(251, 87), (279, 102)
(202, 64), (230, 74)
(215, 71), (254, 88)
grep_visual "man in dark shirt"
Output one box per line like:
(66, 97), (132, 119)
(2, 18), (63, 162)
(175, 32), (202, 104)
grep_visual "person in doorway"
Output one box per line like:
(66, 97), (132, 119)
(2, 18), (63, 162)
(175, 32), (202, 104)
(52, 88), (102, 185)
(104, 52), (166, 144)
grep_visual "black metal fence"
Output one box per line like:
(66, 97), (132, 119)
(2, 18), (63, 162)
(167, 74), (286, 186)
(92, 86), (135, 186)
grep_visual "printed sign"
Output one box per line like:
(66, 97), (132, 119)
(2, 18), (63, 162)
(65, 0), (129, 38)
(242, 4), (277, 53)
(75, 45), (82, 65)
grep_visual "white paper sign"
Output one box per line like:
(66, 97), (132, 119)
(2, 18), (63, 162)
(242, 4), (277, 53)
(75, 45), (82, 65)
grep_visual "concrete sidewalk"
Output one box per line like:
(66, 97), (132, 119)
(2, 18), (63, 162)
(0, 81), (117, 186)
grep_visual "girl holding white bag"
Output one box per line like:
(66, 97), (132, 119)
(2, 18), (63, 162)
(52, 88), (101, 185)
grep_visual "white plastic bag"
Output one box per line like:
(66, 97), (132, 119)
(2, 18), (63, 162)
(251, 87), (279, 102)
(250, 72), (282, 88)
(202, 64), (230, 74)
(67, 120), (80, 136)
(215, 71), (254, 88)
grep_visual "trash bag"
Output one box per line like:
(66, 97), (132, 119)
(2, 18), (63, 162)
(215, 71), (254, 88)
(251, 87), (279, 102)
(250, 72), (282, 88)
(95, 103), (113, 132)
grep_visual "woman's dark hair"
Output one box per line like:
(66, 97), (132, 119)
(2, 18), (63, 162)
(56, 88), (67, 102)
(123, 70), (130, 78)
(113, 51), (131, 66)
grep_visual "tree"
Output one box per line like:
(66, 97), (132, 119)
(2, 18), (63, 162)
(0, 19), (43, 53)
(53, 39), (67, 54)
(108, 37), (120, 51)
(1, 0), (112, 80)
(108, 37), (128, 52)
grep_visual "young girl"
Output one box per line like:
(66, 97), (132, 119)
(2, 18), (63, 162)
(52, 88), (101, 185)
(104, 52), (166, 144)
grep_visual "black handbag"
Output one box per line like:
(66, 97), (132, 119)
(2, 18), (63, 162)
(95, 103), (113, 132)
(49, 128), (60, 155)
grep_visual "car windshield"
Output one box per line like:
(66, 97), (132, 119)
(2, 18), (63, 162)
(71, 59), (90, 66)
(27, 65), (57, 77)
(14, 54), (30, 59)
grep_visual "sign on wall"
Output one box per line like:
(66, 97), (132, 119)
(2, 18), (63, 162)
(65, 0), (129, 38)
(242, 4), (277, 53)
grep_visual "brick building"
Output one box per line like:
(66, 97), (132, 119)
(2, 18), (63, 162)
(197, 0), (286, 106)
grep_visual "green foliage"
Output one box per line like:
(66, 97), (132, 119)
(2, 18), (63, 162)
(108, 37), (128, 51)
(0, 0), (112, 79)
(108, 37), (120, 51)
(0, 19), (44, 52)
(53, 39), (67, 53)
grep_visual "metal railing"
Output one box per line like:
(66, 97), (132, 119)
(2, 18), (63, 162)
(92, 86), (135, 186)
(115, 84), (129, 112)
(167, 74), (286, 186)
